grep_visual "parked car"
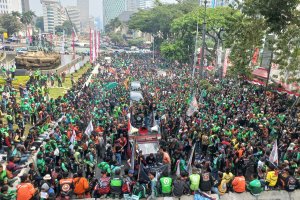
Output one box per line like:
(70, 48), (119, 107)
(2, 46), (14, 51)
(16, 47), (28, 55)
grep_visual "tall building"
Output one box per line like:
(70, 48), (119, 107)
(41, 0), (66, 33)
(66, 6), (81, 33)
(21, 0), (29, 13)
(139, 0), (154, 10)
(77, 0), (89, 30)
(126, 0), (139, 12)
(103, 0), (126, 28)
(126, 0), (154, 12)
(199, 0), (233, 7)
(0, 0), (22, 14)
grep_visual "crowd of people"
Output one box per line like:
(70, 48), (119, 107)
(0, 53), (299, 200)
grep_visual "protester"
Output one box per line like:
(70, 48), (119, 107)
(16, 174), (38, 200)
(0, 52), (299, 200)
(232, 170), (246, 193)
(247, 173), (263, 196)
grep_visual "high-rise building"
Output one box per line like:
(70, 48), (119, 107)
(199, 0), (233, 7)
(125, 0), (155, 12)
(0, 0), (22, 14)
(41, 0), (66, 33)
(103, 0), (126, 28)
(77, 0), (89, 30)
(66, 6), (81, 33)
(21, 0), (29, 13)
(139, 0), (154, 10)
(126, 0), (139, 12)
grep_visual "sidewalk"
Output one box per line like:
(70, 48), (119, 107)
(81, 190), (300, 200)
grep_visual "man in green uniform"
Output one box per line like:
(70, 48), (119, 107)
(97, 160), (111, 175)
(189, 168), (200, 192)
(110, 168), (122, 198)
(159, 171), (172, 196)
(247, 174), (263, 196)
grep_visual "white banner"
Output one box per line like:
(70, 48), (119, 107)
(84, 120), (94, 136)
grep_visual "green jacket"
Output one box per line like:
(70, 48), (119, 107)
(247, 179), (262, 195)
(160, 177), (172, 194)
(37, 158), (46, 173)
(0, 189), (16, 200)
(189, 174), (200, 191)
(0, 170), (8, 182)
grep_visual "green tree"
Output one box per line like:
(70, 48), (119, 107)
(109, 32), (125, 46)
(224, 12), (266, 78)
(241, 0), (299, 34)
(35, 17), (44, 31)
(62, 20), (74, 35)
(275, 25), (300, 84)
(105, 17), (122, 33)
(55, 25), (64, 34)
(55, 21), (74, 35)
(161, 6), (237, 63)
(0, 13), (22, 36)
(11, 11), (21, 17)
(127, 38), (144, 47)
(21, 10), (36, 37)
(234, 0), (300, 82)
(21, 10), (36, 26)
(128, 1), (198, 44)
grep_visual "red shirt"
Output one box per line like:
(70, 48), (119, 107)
(119, 137), (127, 148)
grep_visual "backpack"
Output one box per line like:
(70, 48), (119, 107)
(287, 176), (296, 191)
(132, 183), (146, 198)
(60, 180), (73, 197)
(95, 177), (110, 194)
(122, 177), (133, 194)
(122, 182), (130, 193)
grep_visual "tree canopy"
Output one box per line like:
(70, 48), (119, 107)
(0, 13), (22, 36)
(35, 17), (44, 32)
(127, 0), (300, 83)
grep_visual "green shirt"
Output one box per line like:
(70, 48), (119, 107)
(37, 158), (46, 173)
(247, 179), (262, 195)
(189, 174), (200, 191)
(160, 177), (172, 194)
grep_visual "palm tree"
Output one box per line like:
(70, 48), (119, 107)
(21, 11), (36, 38)
(11, 11), (21, 18)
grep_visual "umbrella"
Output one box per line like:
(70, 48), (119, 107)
(104, 82), (118, 90)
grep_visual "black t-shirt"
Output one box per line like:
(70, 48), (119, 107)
(28, 169), (39, 180)
(146, 156), (156, 165)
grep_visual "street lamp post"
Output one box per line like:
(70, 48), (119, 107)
(199, 0), (207, 79)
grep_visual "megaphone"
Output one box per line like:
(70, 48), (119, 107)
(129, 126), (139, 134)
(151, 125), (159, 133)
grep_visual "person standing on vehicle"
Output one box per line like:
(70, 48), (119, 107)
(160, 147), (171, 174)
